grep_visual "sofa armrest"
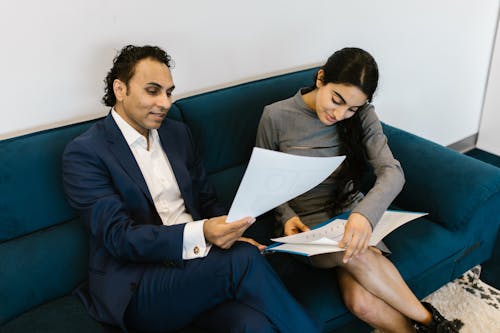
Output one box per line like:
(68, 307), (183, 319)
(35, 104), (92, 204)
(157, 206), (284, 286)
(382, 123), (500, 231)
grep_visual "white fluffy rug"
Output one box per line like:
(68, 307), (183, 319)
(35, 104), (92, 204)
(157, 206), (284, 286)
(374, 266), (500, 332)
(422, 266), (500, 333)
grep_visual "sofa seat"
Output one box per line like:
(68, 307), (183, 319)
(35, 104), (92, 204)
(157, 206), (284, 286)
(0, 296), (105, 333)
(0, 296), (208, 333)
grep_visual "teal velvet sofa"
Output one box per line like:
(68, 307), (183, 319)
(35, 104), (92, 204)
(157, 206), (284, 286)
(1, 68), (500, 333)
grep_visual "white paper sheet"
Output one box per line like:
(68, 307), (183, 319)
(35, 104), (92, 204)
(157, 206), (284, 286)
(267, 243), (345, 256)
(369, 210), (427, 245)
(226, 147), (345, 222)
(271, 219), (346, 245)
(265, 210), (427, 256)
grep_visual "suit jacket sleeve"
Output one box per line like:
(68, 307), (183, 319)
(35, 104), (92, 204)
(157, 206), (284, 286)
(63, 132), (186, 265)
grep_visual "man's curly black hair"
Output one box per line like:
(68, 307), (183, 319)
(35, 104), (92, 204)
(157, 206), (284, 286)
(102, 45), (173, 107)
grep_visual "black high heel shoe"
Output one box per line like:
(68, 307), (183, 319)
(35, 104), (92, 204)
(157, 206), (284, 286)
(413, 302), (464, 333)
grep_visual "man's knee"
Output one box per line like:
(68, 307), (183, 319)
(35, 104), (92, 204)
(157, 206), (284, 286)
(231, 241), (261, 255)
(228, 241), (263, 263)
(196, 301), (278, 333)
(210, 242), (262, 270)
(224, 242), (275, 288)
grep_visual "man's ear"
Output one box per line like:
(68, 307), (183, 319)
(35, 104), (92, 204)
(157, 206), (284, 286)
(113, 79), (127, 102)
(316, 69), (325, 88)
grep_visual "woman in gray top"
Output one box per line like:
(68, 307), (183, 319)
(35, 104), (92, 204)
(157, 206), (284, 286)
(256, 48), (462, 333)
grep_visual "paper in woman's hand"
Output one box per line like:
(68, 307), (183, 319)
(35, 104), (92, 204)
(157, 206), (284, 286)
(271, 219), (346, 245)
(265, 210), (427, 256)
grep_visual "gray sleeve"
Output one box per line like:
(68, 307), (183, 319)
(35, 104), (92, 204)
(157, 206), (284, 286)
(351, 106), (406, 228)
(256, 106), (298, 225)
(256, 106), (279, 150)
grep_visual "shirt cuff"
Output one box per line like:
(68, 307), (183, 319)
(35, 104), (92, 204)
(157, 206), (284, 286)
(182, 219), (212, 260)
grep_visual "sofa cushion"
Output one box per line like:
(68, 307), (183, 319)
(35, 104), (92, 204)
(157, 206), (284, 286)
(383, 123), (500, 231)
(0, 295), (228, 333)
(0, 296), (106, 333)
(207, 164), (246, 210)
(0, 219), (87, 324)
(384, 217), (466, 288)
(175, 68), (318, 175)
(451, 193), (500, 276)
(167, 103), (183, 122)
(0, 121), (94, 242)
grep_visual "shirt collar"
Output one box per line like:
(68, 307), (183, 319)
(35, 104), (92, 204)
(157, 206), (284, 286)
(111, 108), (156, 150)
(294, 89), (317, 118)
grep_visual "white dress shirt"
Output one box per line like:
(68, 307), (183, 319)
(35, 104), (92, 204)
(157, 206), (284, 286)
(112, 110), (211, 260)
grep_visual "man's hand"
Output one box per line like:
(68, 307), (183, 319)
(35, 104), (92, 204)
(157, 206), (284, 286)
(284, 216), (310, 236)
(338, 213), (372, 263)
(203, 216), (254, 249)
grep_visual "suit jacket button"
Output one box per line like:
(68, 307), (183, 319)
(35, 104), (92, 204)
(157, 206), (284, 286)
(193, 246), (200, 255)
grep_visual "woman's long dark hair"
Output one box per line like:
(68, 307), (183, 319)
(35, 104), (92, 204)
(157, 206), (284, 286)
(315, 48), (379, 212)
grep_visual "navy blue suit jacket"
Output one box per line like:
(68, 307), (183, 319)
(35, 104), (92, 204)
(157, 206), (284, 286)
(62, 113), (226, 329)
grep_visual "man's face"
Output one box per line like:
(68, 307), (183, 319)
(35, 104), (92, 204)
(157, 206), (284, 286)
(113, 58), (175, 136)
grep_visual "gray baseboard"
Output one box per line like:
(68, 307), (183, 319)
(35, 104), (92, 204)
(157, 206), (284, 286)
(447, 133), (478, 153)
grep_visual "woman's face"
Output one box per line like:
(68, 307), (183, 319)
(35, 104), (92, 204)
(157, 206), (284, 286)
(314, 76), (368, 126)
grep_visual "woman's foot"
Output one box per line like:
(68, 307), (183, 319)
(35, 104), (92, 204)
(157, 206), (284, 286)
(413, 302), (464, 333)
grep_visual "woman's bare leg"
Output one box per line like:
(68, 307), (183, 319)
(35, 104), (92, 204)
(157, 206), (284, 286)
(337, 267), (415, 333)
(310, 248), (432, 325)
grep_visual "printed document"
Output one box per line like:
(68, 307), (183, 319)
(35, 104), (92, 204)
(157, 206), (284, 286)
(266, 210), (427, 256)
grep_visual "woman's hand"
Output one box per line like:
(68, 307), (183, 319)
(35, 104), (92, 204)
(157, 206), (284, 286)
(237, 237), (266, 252)
(338, 213), (372, 263)
(284, 216), (310, 236)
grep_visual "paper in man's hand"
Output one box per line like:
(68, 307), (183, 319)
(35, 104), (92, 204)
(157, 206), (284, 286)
(226, 147), (345, 222)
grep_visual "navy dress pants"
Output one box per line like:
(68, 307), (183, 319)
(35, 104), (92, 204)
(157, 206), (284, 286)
(124, 242), (321, 333)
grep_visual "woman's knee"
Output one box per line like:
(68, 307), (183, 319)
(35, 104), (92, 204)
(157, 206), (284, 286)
(338, 270), (378, 322)
(343, 285), (379, 322)
(343, 249), (378, 272)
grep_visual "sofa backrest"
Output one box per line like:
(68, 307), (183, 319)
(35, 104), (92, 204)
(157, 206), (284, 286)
(383, 123), (500, 231)
(0, 106), (182, 324)
(175, 67), (318, 209)
(0, 120), (95, 324)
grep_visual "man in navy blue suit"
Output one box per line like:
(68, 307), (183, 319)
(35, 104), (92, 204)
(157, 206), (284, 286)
(62, 45), (320, 333)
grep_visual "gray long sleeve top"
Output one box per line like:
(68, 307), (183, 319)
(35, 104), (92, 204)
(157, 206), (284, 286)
(255, 90), (405, 229)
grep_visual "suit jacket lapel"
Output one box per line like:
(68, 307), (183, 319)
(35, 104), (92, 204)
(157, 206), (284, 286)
(157, 121), (194, 214)
(103, 113), (154, 204)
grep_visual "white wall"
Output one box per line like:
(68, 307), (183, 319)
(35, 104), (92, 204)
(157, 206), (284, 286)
(1, 0), (499, 144)
(477, 11), (500, 156)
